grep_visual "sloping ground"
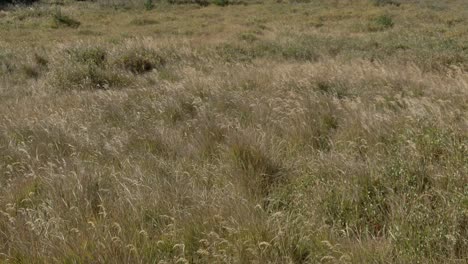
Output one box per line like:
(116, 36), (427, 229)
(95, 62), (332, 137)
(0, 0), (467, 263)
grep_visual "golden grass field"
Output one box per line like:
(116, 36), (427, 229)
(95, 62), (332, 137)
(0, 0), (467, 262)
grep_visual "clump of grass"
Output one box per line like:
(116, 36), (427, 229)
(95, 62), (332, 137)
(3, 0), (39, 6)
(77, 29), (103, 36)
(47, 43), (176, 91)
(33, 53), (48, 67)
(376, 14), (394, 28)
(49, 45), (129, 91)
(216, 43), (255, 62)
(115, 47), (166, 74)
(315, 79), (352, 99)
(279, 42), (320, 61)
(286, 96), (340, 151)
(20, 64), (40, 79)
(167, 0), (210, 6)
(13, 5), (50, 20)
(0, 52), (17, 75)
(372, 0), (400, 6)
(212, 0), (229, 6)
(216, 38), (322, 62)
(144, 0), (154, 10)
(228, 134), (285, 198)
(66, 46), (107, 66)
(161, 92), (198, 123)
(13, 178), (43, 210)
(157, 67), (180, 82)
(51, 9), (80, 28)
(323, 175), (390, 237)
(368, 14), (394, 31)
(130, 18), (159, 26)
(1, 51), (48, 80)
(238, 32), (259, 43)
(7, 124), (80, 163)
(51, 63), (128, 91)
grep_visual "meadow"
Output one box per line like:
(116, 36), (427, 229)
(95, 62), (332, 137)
(0, 0), (467, 262)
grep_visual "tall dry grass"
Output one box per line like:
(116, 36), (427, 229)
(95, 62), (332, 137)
(0, 0), (467, 263)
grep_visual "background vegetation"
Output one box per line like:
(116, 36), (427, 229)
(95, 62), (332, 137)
(0, 0), (467, 263)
